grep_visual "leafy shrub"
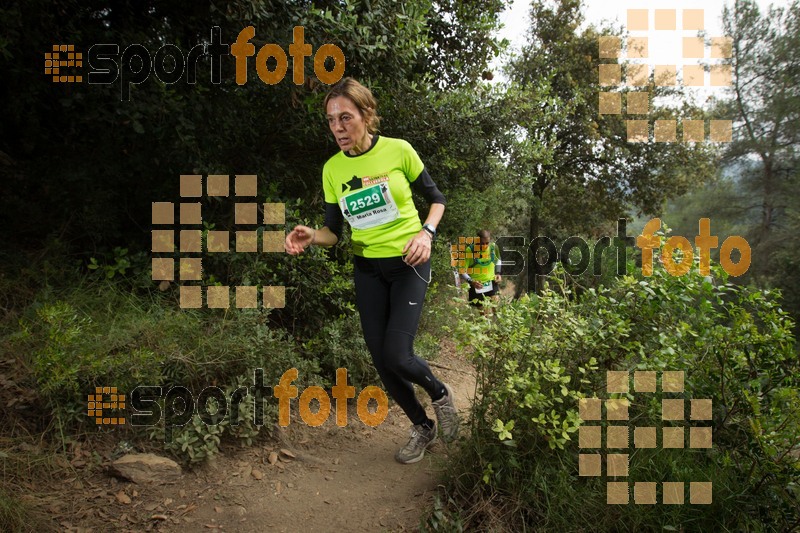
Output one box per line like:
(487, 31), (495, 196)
(438, 260), (799, 531)
(305, 313), (378, 387)
(8, 278), (324, 462)
(14, 297), (163, 435)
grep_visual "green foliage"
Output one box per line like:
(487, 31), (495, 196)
(147, 373), (268, 465)
(305, 313), (378, 387)
(0, 0), (509, 260)
(423, 495), (465, 532)
(502, 0), (718, 295)
(87, 247), (132, 279)
(151, 413), (226, 465)
(6, 278), (324, 463)
(16, 298), (162, 434)
(440, 257), (799, 530)
(687, 0), (800, 330)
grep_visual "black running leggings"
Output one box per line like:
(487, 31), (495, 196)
(353, 255), (444, 426)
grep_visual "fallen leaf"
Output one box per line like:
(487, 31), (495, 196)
(115, 492), (131, 505)
(267, 452), (278, 465)
(251, 469), (263, 480)
(279, 448), (295, 459)
(151, 514), (168, 521)
(214, 506), (222, 513)
(179, 503), (197, 515)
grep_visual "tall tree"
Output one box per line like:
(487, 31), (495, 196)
(0, 0), (509, 258)
(719, 0), (800, 271)
(505, 0), (718, 293)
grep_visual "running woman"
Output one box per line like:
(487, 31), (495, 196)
(285, 78), (459, 464)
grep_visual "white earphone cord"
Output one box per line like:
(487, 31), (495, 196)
(411, 264), (432, 285)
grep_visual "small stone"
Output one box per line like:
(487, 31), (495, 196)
(110, 454), (181, 485)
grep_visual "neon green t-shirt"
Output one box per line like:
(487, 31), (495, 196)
(467, 242), (499, 282)
(323, 136), (425, 258)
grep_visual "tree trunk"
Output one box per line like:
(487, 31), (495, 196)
(760, 159), (774, 241)
(515, 180), (544, 298)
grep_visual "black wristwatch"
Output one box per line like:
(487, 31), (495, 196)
(422, 223), (437, 239)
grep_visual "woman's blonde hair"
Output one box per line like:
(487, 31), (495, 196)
(324, 77), (381, 133)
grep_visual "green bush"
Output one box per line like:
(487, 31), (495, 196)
(8, 278), (325, 462)
(13, 295), (164, 435)
(437, 260), (799, 531)
(305, 313), (378, 387)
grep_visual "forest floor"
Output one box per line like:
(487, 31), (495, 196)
(14, 339), (476, 532)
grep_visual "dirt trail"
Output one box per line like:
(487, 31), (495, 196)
(35, 343), (474, 532)
(175, 345), (475, 532)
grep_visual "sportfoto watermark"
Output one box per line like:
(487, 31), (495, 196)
(91, 368), (389, 442)
(598, 8), (733, 143)
(151, 174), (286, 309)
(47, 26), (344, 100)
(452, 218), (750, 280)
(578, 370), (713, 505)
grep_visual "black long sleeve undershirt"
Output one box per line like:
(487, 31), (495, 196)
(324, 201), (344, 240)
(410, 168), (446, 206)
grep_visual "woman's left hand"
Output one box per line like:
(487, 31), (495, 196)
(402, 230), (432, 266)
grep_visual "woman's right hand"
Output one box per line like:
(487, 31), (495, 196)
(285, 225), (315, 255)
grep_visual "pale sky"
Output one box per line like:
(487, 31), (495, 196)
(493, 0), (784, 103)
(496, 0), (783, 55)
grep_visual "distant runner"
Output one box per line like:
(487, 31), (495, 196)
(461, 229), (502, 315)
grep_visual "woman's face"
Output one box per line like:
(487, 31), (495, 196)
(326, 96), (370, 154)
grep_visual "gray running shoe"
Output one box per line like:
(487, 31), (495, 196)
(395, 423), (437, 464)
(432, 383), (460, 442)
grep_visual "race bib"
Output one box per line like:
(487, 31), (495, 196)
(475, 280), (494, 294)
(340, 183), (399, 230)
